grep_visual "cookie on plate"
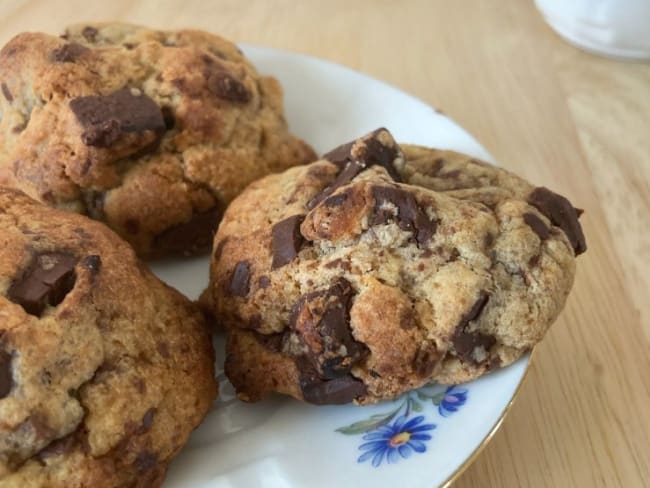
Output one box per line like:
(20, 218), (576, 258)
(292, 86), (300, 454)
(0, 22), (315, 257)
(0, 188), (216, 486)
(209, 128), (585, 405)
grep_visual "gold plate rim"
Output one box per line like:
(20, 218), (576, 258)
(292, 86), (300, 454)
(439, 347), (537, 488)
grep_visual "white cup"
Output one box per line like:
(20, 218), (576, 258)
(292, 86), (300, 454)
(535, 0), (650, 59)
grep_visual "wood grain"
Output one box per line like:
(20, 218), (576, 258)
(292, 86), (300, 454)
(0, 1), (648, 486)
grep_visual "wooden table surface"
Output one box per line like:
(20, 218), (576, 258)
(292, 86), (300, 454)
(1, 1), (648, 486)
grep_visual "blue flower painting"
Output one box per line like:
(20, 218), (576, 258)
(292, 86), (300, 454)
(337, 383), (469, 467)
(438, 386), (468, 417)
(357, 415), (436, 467)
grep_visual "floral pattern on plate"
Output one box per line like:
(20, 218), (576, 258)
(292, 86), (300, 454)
(337, 384), (468, 467)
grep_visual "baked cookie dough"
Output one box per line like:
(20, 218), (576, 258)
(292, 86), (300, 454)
(0, 22), (315, 257)
(209, 128), (585, 405)
(0, 188), (216, 486)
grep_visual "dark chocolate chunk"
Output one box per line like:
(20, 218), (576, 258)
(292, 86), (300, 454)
(323, 193), (349, 207)
(321, 129), (401, 180)
(452, 291), (495, 363)
(306, 161), (364, 209)
(51, 42), (89, 63)
(322, 141), (355, 166)
(370, 186), (436, 245)
(412, 345), (439, 378)
(207, 71), (251, 103)
(133, 450), (158, 474)
(37, 433), (77, 460)
(362, 132), (402, 181)
(82, 255), (101, 274)
(229, 261), (251, 297)
(161, 106), (175, 130)
(290, 278), (367, 379)
(523, 212), (549, 240)
(214, 238), (228, 262)
(153, 206), (222, 256)
(0, 350), (13, 399)
(138, 408), (156, 434)
(7, 253), (78, 316)
(300, 375), (367, 405)
(2, 82), (13, 102)
(271, 215), (305, 269)
(258, 276), (271, 289)
(81, 26), (98, 42)
(70, 88), (166, 147)
(308, 129), (403, 209)
(527, 187), (586, 255)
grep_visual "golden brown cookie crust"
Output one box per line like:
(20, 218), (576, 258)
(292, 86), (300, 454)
(209, 129), (585, 405)
(0, 188), (216, 487)
(0, 22), (316, 257)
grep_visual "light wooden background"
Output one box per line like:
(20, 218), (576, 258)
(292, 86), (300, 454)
(1, 1), (648, 486)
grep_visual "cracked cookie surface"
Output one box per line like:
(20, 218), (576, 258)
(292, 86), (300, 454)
(209, 129), (585, 405)
(0, 22), (315, 257)
(0, 188), (216, 487)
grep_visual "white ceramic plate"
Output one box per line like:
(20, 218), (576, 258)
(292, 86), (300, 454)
(150, 46), (531, 488)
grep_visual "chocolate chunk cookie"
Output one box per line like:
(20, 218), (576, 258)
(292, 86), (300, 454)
(209, 128), (585, 405)
(0, 188), (216, 486)
(0, 23), (315, 257)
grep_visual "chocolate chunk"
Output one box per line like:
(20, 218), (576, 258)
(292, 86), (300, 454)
(214, 238), (228, 262)
(70, 88), (166, 147)
(1, 82), (12, 102)
(290, 278), (367, 379)
(207, 71), (251, 103)
(138, 408), (156, 434)
(82, 255), (101, 274)
(7, 253), (78, 316)
(51, 42), (89, 63)
(322, 141), (355, 166)
(370, 186), (436, 245)
(306, 161), (364, 209)
(324, 258), (351, 272)
(308, 130), (403, 209)
(323, 193), (349, 207)
(363, 132), (402, 181)
(229, 261), (251, 297)
(322, 129), (401, 180)
(133, 451), (158, 474)
(452, 291), (495, 363)
(161, 106), (175, 130)
(523, 212), (549, 240)
(413, 345), (439, 378)
(153, 206), (222, 256)
(527, 187), (586, 255)
(37, 433), (77, 460)
(271, 215), (305, 269)
(300, 375), (367, 405)
(81, 26), (98, 42)
(258, 276), (271, 289)
(0, 350), (13, 399)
